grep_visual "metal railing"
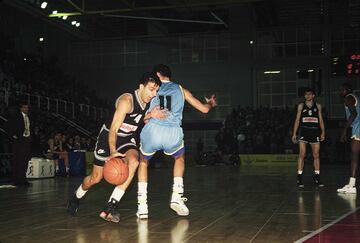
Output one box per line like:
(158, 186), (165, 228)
(0, 88), (111, 121)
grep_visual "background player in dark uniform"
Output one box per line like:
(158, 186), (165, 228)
(67, 72), (166, 223)
(292, 88), (325, 187)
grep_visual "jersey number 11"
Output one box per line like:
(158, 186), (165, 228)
(159, 95), (172, 111)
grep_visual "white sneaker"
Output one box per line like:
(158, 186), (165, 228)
(136, 202), (148, 219)
(337, 184), (357, 194)
(170, 195), (189, 216)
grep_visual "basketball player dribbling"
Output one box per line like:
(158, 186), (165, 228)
(337, 83), (360, 194)
(67, 72), (166, 223)
(292, 88), (325, 187)
(136, 64), (217, 219)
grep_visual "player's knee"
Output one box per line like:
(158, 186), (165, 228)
(299, 152), (306, 159)
(312, 152), (319, 159)
(128, 159), (139, 171)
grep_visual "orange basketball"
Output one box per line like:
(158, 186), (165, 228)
(103, 157), (129, 185)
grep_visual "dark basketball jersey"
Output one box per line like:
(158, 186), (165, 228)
(104, 90), (149, 138)
(300, 102), (320, 129)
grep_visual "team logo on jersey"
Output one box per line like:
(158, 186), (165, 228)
(303, 109), (307, 113)
(302, 117), (318, 123)
(130, 113), (138, 117)
(314, 108), (317, 112)
(97, 149), (105, 154)
(308, 110), (312, 116)
(120, 122), (138, 133)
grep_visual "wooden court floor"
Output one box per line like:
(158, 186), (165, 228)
(0, 163), (359, 243)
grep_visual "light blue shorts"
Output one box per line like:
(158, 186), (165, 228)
(140, 121), (184, 159)
(351, 123), (360, 141)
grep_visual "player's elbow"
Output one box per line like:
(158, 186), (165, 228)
(201, 107), (210, 113)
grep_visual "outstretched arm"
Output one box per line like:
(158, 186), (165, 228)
(183, 87), (217, 113)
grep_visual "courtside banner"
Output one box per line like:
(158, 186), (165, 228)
(240, 154), (298, 164)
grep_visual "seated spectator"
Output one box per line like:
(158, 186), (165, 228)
(46, 132), (69, 175)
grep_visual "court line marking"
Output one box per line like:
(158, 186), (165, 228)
(183, 200), (256, 241)
(294, 206), (360, 243)
(249, 199), (286, 242)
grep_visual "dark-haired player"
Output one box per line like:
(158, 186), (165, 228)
(292, 88), (325, 187)
(67, 72), (166, 223)
(136, 64), (217, 219)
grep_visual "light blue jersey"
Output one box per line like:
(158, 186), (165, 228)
(345, 93), (360, 139)
(140, 80), (185, 159)
(148, 80), (185, 127)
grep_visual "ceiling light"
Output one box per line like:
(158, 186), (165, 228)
(41, 2), (47, 9)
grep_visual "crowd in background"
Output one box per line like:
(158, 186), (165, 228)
(215, 106), (296, 155)
(0, 47), (349, 174)
(0, 49), (106, 157)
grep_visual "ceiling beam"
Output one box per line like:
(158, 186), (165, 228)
(49, 0), (261, 17)
(67, 0), (84, 13)
(103, 14), (225, 25)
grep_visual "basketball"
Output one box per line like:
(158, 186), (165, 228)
(103, 157), (129, 185)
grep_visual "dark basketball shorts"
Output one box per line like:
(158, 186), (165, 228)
(93, 125), (138, 166)
(298, 127), (321, 144)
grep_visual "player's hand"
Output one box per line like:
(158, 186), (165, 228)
(108, 151), (125, 160)
(291, 135), (298, 144)
(320, 133), (325, 142)
(205, 94), (217, 108)
(150, 106), (168, 119)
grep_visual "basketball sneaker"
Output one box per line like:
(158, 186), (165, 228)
(136, 202), (148, 220)
(99, 199), (121, 223)
(297, 174), (304, 187)
(170, 193), (189, 216)
(67, 194), (80, 216)
(313, 174), (324, 187)
(337, 184), (357, 194)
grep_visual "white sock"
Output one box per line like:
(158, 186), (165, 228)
(297, 171), (303, 175)
(314, 170), (320, 174)
(75, 184), (88, 199)
(66, 167), (69, 172)
(173, 177), (184, 194)
(108, 187), (125, 203)
(56, 165), (59, 171)
(138, 182), (148, 193)
(174, 177), (183, 186)
(138, 182), (148, 202)
(349, 177), (356, 187)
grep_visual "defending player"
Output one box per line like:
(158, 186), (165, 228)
(136, 64), (217, 219)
